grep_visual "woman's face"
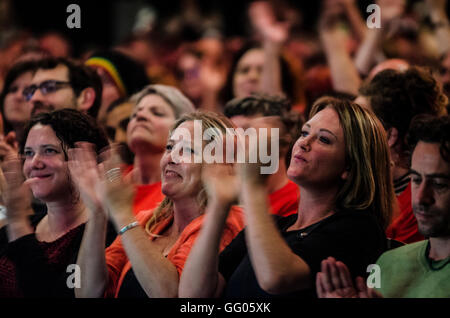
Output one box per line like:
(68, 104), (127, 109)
(160, 121), (203, 201)
(22, 124), (72, 202)
(127, 94), (176, 153)
(232, 48), (264, 99)
(287, 107), (348, 188)
(3, 71), (33, 127)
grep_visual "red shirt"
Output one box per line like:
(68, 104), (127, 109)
(386, 182), (424, 244)
(268, 180), (300, 217)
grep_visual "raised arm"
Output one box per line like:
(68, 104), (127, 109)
(249, 1), (289, 96)
(98, 147), (180, 298)
(178, 162), (238, 298)
(0, 157), (34, 242)
(319, 1), (362, 95)
(68, 143), (110, 298)
(354, 0), (405, 75)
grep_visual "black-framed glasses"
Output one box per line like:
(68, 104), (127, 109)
(23, 80), (72, 101)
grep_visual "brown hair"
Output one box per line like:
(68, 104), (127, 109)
(310, 97), (396, 230)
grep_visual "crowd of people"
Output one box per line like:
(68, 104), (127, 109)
(0, 0), (449, 299)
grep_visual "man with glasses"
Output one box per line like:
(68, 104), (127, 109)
(24, 57), (102, 119)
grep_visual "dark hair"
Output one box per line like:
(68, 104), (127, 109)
(0, 60), (38, 134)
(221, 42), (296, 103)
(20, 108), (109, 157)
(407, 115), (450, 163)
(359, 66), (448, 155)
(33, 57), (103, 119)
(224, 93), (303, 166)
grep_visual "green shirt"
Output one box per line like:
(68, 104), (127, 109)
(376, 240), (450, 298)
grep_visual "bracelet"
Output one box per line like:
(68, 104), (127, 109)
(118, 221), (139, 235)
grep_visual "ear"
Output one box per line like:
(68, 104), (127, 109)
(341, 167), (349, 181)
(386, 127), (399, 148)
(76, 87), (96, 113)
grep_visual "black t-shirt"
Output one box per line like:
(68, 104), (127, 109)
(218, 210), (387, 298)
(0, 212), (117, 298)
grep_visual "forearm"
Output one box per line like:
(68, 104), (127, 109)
(119, 224), (180, 298)
(241, 183), (311, 294)
(344, 2), (368, 42)
(321, 31), (361, 95)
(179, 200), (230, 298)
(261, 40), (284, 96)
(354, 28), (385, 76)
(75, 212), (109, 298)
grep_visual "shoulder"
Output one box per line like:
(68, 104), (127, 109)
(378, 240), (428, 264)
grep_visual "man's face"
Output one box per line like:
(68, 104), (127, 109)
(27, 64), (78, 116)
(411, 142), (450, 238)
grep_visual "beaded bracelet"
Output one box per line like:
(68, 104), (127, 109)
(118, 221), (139, 235)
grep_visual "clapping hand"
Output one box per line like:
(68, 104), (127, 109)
(316, 257), (383, 298)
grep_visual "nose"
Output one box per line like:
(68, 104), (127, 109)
(29, 87), (45, 103)
(299, 135), (312, 152)
(415, 182), (435, 207)
(28, 152), (45, 170)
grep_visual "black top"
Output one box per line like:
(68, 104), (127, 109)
(218, 210), (387, 298)
(0, 212), (117, 298)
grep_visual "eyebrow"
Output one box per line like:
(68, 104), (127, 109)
(410, 169), (450, 180)
(304, 124), (338, 140)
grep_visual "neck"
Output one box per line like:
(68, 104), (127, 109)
(429, 237), (450, 261)
(44, 199), (87, 235)
(266, 159), (289, 194)
(172, 197), (202, 234)
(292, 185), (337, 230)
(132, 151), (163, 185)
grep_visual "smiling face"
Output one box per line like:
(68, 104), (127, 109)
(127, 94), (176, 154)
(3, 71), (33, 127)
(411, 141), (450, 238)
(287, 107), (347, 189)
(22, 124), (72, 202)
(160, 121), (203, 201)
(232, 48), (264, 99)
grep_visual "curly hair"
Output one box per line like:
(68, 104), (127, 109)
(406, 115), (450, 163)
(359, 66), (448, 155)
(20, 108), (109, 157)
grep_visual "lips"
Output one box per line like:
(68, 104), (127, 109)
(164, 169), (181, 178)
(294, 154), (308, 162)
(29, 173), (52, 179)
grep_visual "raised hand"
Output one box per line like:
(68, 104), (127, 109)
(0, 132), (20, 163)
(249, 1), (291, 44)
(68, 142), (105, 216)
(0, 157), (33, 222)
(377, 0), (406, 25)
(97, 144), (135, 227)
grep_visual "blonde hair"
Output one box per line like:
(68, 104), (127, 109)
(310, 97), (396, 230)
(145, 111), (236, 235)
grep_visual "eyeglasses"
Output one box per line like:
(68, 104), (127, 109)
(22, 80), (72, 101)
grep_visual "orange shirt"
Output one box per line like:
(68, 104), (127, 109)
(132, 182), (165, 216)
(268, 180), (300, 217)
(104, 206), (245, 298)
(386, 182), (424, 244)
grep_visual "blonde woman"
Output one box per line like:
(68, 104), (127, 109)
(70, 112), (245, 298)
(179, 97), (396, 298)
